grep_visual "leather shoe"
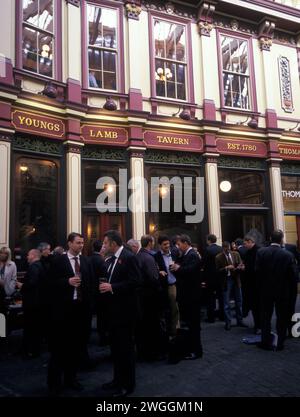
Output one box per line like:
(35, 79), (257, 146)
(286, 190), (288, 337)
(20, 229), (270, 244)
(184, 352), (203, 360)
(236, 322), (248, 328)
(64, 380), (84, 391)
(224, 323), (231, 331)
(112, 387), (134, 397)
(102, 380), (118, 391)
(256, 342), (274, 351)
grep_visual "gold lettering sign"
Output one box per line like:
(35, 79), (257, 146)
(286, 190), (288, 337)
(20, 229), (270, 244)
(81, 124), (128, 145)
(144, 131), (203, 152)
(12, 110), (65, 138)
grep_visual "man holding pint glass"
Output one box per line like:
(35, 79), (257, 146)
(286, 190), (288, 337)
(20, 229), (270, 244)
(47, 233), (93, 396)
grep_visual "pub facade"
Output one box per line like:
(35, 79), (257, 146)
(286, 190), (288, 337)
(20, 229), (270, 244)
(1, 0), (300, 254)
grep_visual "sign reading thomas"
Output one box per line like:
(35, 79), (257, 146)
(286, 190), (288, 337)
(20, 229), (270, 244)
(12, 109), (65, 138)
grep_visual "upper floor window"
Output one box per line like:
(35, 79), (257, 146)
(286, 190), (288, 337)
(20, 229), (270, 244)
(87, 4), (118, 90)
(22, 0), (54, 77)
(220, 35), (250, 110)
(154, 19), (187, 101)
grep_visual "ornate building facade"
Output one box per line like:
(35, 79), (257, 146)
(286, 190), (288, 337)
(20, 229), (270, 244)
(1, 0), (300, 254)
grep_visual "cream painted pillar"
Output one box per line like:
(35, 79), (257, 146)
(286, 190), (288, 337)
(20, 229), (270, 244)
(261, 48), (275, 109)
(65, 1), (81, 82)
(269, 162), (285, 232)
(65, 142), (83, 235)
(0, 0), (15, 64)
(128, 147), (146, 241)
(199, 34), (216, 101)
(204, 155), (222, 245)
(0, 138), (11, 247)
(127, 17), (143, 90)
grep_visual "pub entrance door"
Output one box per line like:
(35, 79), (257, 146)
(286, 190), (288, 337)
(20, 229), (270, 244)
(83, 213), (126, 254)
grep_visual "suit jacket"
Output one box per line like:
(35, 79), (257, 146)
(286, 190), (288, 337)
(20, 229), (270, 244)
(215, 250), (243, 288)
(21, 260), (45, 310)
(48, 253), (93, 320)
(255, 244), (296, 299)
(285, 244), (300, 277)
(174, 248), (202, 306)
(136, 248), (160, 295)
(104, 247), (141, 327)
(154, 250), (176, 289)
(203, 244), (223, 287)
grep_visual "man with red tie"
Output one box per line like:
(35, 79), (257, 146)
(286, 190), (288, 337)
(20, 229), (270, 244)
(47, 233), (94, 396)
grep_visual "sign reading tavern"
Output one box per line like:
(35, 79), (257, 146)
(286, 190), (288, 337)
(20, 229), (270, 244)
(144, 131), (203, 152)
(81, 125), (128, 145)
(12, 110), (65, 138)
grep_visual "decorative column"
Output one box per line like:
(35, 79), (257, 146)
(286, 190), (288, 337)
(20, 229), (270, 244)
(64, 141), (83, 235)
(267, 140), (285, 233)
(0, 135), (11, 247)
(128, 147), (146, 241)
(197, 1), (217, 120)
(124, 1), (144, 111)
(258, 19), (277, 127)
(204, 153), (222, 245)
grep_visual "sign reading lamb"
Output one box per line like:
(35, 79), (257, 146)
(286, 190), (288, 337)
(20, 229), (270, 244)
(0, 313), (5, 337)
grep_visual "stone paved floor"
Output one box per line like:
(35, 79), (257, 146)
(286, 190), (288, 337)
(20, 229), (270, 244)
(1, 299), (300, 398)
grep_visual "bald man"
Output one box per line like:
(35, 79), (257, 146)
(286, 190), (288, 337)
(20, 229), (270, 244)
(17, 249), (46, 358)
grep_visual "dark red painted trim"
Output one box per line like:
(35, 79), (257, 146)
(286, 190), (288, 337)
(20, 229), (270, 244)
(148, 11), (195, 105)
(129, 88), (143, 111)
(216, 28), (258, 113)
(66, 118), (81, 141)
(267, 139), (281, 160)
(203, 133), (217, 153)
(0, 102), (12, 130)
(82, 0), (125, 93)
(245, 0), (300, 19)
(67, 78), (82, 104)
(203, 99), (216, 121)
(266, 109), (278, 129)
(16, 0), (62, 81)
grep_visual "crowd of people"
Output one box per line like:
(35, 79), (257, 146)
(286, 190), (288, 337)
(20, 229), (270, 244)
(0, 228), (299, 397)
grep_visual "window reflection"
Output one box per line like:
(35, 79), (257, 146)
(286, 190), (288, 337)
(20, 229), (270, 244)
(87, 5), (118, 90)
(15, 157), (58, 251)
(154, 19), (187, 101)
(22, 0), (54, 77)
(221, 35), (250, 109)
(219, 170), (265, 205)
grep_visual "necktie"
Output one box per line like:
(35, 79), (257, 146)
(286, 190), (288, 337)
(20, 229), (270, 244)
(73, 256), (82, 301)
(107, 255), (116, 282)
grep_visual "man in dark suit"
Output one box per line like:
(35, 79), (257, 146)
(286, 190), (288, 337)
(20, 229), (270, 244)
(136, 235), (162, 360)
(100, 230), (141, 397)
(216, 242), (247, 330)
(243, 236), (260, 333)
(154, 235), (179, 339)
(17, 249), (45, 358)
(171, 234), (203, 359)
(202, 234), (223, 323)
(90, 240), (108, 345)
(47, 233), (94, 395)
(255, 230), (296, 350)
(283, 242), (300, 336)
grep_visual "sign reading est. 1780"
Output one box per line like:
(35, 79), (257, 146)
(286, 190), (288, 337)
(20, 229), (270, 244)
(81, 124), (128, 146)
